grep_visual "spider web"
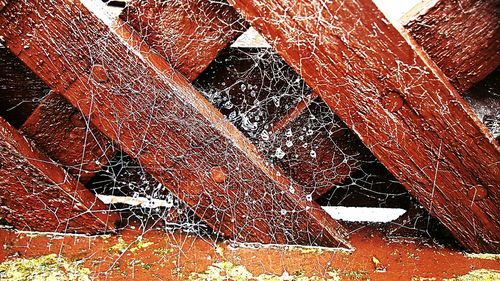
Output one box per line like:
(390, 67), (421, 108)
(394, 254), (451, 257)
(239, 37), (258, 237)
(0, 0), (498, 279)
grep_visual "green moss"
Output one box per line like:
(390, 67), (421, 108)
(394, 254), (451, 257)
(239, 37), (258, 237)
(0, 254), (91, 280)
(187, 261), (340, 281)
(444, 269), (500, 281)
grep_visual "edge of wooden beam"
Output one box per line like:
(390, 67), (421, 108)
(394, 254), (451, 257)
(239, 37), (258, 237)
(0, 116), (118, 233)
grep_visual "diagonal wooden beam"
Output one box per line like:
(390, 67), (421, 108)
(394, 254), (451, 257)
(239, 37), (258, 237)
(21, 92), (115, 183)
(169, 0), (498, 201)
(0, 0), (350, 247)
(18, 0), (248, 184)
(0, 116), (118, 233)
(402, 0), (500, 93)
(227, 0), (500, 252)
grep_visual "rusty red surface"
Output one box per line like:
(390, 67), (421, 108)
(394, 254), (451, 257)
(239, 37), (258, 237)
(13, 0), (248, 184)
(403, 0), (500, 92)
(21, 93), (115, 183)
(121, 0), (248, 81)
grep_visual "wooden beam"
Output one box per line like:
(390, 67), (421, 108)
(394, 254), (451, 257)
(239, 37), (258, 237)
(193, 0), (498, 200)
(0, 0), (350, 247)
(121, 0), (248, 81)
(17, 0), (249, 184)
(0, 116), (118, 233)
(402, 0), (500, 92)
(21, 93), (115, 183)
(268, 99), (372, 198)
(227, 0), (500, 252)
(192, 43), (372, 198)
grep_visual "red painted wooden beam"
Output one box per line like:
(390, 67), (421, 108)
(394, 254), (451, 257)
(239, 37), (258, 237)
(0, 116), (118, 233)
(121, 0), (248, 81)
(402, 0), (500, 93)
(21, 93), (115, 183)
(16, 0), (248, 184)
(227, 0), (500, 252)
(0, 0), (350, 247)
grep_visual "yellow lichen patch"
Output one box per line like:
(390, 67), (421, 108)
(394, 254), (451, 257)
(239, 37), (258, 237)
(0, 254), (91, 280)
(109, 237), (128, 253)
(130, 239), (154, 253)
(464, 253), (500, 261)
(153, 247), (174, 256)
(444, 269), (500, 281)
(343, 270), (369, 280)
(187, 261), (341, 281)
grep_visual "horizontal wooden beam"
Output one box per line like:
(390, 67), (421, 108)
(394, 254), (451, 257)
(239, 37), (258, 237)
(0, 0), (350, 247)
(0, 116), (118, 233)
(402, 0), (500, 92)
(228, 0), (500, 253)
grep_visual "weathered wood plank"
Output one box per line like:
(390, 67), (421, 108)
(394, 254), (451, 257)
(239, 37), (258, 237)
(21, 93), (115, 183)
(193, 47), (372, 198)
(187, 0), (498, 201)
(0, 116), (118, 233)
(121, 0), (248, 81)
(268, 100), (372, 198)
(17, 0), (248, 184)
(402, 0), (500, 92)
(227, 0), (500, 252)
(0, 0), (349, 247)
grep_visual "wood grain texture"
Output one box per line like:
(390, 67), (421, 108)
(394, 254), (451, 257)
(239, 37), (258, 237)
(0, 0), (350, 247)
(16, 0), (248, 184)
(20, 93), (115, 183)
(228, 0), (500, 252)
(121, 0), (248, 81)
(0, 116), (118, 233)
(266, 99), (373, 199)
(403, 0), (500, 92)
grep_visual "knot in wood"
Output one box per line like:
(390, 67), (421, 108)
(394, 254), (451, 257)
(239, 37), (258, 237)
(382, 91), (404, 112)
(91, 64), (108, 83)
(210, 166), (227, 183)
(467, 186), (488, 201)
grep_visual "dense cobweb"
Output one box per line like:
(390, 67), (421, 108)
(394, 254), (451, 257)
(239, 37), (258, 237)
(0, 0), (498, 279)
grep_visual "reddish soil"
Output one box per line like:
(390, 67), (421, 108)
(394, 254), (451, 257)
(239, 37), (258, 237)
(0, 224), (498, 280)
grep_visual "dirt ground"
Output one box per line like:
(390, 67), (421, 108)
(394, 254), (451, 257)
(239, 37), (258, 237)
(0, 223), (498, 280)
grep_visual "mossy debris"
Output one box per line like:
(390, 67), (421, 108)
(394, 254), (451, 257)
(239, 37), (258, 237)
(0, 254), (91, 280)
(444, 269), (500, 281)
(187, 260), (340, 281)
